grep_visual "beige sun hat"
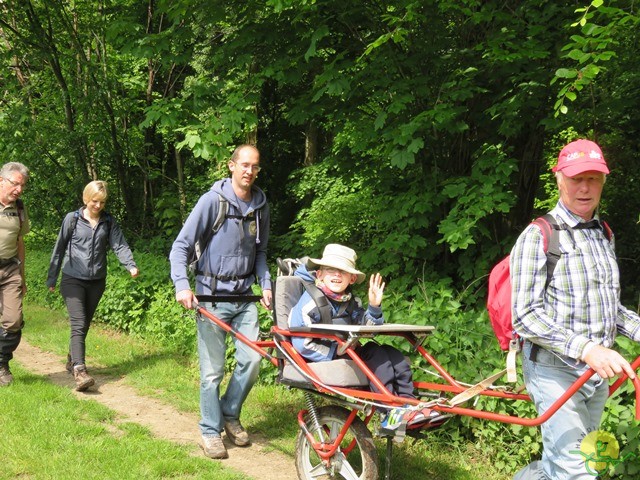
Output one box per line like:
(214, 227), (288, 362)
(308, 244), (366, 284)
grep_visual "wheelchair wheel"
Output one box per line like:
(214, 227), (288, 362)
(295, 405), (378, 480)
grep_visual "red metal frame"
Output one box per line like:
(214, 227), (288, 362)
(297, 408), (362, 461)
(196, 305), (640, 437)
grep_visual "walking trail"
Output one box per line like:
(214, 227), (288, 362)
(14, 340), (297, 480)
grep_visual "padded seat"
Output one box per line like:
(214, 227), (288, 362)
(281, 359), (369, 387)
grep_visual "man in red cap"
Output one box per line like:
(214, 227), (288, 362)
(510, 139), (640, 479)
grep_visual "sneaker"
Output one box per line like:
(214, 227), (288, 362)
(381, 406), (450, 431)
(73, 365), (95, 392)
(405, 407), (451, 429)
(66, 354), (73, 374)
(224, 419), (250, 446)
(380, 408), (406, 430)
(202, 435), (228, 459)
(0, 363), (13, 387)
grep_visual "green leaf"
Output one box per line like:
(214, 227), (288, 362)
(304, 25), (330, 62)
(555, 68), (577, 79)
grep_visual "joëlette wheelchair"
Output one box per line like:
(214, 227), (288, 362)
(195, 273), (640, 480)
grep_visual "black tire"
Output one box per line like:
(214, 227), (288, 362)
(295, 405), (378, 480)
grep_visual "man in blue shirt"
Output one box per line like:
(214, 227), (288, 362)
(170, 144), (271, 460)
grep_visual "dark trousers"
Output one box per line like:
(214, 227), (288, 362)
(0, 261), (24, 364)
(0, 328), (21, 364)
(356, 342), (415, 399)
(60, 274), (106, 367)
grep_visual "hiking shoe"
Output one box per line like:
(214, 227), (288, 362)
(66, 354), (73, 374)
(73, 365), (95, 392)
(224, 419), (250, 446)
(0, 363), (13, 387)
(202, 435), (228, 459)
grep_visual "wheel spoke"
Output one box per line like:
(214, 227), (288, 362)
(328, 420), (341, 440)
(307, 462), (330, 478)
(334, 451), (361, 480)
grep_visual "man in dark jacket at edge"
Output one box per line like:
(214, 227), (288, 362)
(169, 144), (272, 460)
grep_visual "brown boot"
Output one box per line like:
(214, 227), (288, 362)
(201, 435), (228, 459)
(0, 363), (13, 387)
(224, 419), (250, 446)
(73, 365), (95, 392)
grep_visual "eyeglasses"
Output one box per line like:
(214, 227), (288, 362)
(4, 178), (26, 189)
(234, 162), (261, 173)
(322, 267), (349, 276)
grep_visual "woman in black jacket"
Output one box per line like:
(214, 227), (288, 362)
(46, 181), (138, 391)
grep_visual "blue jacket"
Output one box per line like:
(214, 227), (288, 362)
(169, 178), (271, 295)
(47, 208), (136, 286)
(288, 264), (383, 362)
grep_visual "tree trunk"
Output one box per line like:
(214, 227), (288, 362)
(304, 122), (318, 166)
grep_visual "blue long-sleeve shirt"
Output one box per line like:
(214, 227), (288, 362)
(169, 178), (271, 295)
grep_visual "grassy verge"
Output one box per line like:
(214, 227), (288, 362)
(8, 301), (510, 479)
(0, 363), (247, 480)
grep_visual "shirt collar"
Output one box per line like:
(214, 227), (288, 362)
(553, 201), (602, 229)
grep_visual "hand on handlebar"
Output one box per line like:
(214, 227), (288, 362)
(583, 344), (636, 380)
(176, 289), (198, 310)
(261, 289), (273, 311)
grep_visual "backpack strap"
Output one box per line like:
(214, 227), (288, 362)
(64, 211), (80, 250)
(302, 282), (333, 324)
(193, 195), (228, 277)
(0, 199), (26, 236)
(532, 214), (563, 288)
(16, 199), (24, 231)
(211, 195), (228, 234)
(602, 220), (613, 241)
(504, 214), (561, 383)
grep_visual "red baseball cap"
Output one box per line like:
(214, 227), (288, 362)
(552, 139), (610, 177)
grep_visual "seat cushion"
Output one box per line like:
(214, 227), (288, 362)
(281, 358), (369, 387)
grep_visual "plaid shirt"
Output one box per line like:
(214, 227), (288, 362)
(510, 201), (640, 360)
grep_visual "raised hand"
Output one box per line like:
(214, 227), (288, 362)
(368, 273), (385, 307)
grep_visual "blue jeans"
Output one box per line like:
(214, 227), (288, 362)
(197, 301), (262, 437)
(513, 342), (608, 480)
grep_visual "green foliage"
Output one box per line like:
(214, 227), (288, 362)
(438, 144), (518, 253)
(553, 2), (638, 116)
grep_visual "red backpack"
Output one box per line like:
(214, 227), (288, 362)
(487, 214), (613, 351)
(487, 215), (559, 352)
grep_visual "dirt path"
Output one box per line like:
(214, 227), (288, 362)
(14, 340), (297, 480)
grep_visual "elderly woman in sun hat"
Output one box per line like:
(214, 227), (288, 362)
(288, 243), (448, 430)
